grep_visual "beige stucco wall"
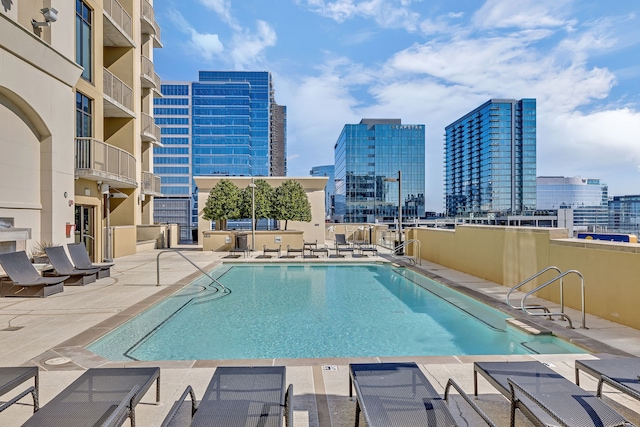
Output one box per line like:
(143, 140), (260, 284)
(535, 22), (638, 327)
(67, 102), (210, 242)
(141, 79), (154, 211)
(202, 230), (305, 252)
(112, 225), (137, 258)
(0, 12), (82, 253)
(414, 225), (640, 330)
(194, 177), (328, 247)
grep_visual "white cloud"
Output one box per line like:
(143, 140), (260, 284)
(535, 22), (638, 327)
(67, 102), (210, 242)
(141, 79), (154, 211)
(229, 20), (277, 70)
(198, 0), (242, 31)
(166, 11), (224, 62)
(472, 0), (574, 30)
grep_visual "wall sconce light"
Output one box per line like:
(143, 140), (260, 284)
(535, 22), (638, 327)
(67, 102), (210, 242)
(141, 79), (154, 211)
(32, 7), (58, 28)
(139, 193), (146, 202)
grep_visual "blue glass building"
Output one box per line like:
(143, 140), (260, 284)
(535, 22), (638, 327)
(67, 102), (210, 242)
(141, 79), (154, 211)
(609, 195), (640, 236)
(310, 165), (335, 219)
(153, 71), (286, 241)
(445, 99), (536, 217)
(333, 119), (425, 223)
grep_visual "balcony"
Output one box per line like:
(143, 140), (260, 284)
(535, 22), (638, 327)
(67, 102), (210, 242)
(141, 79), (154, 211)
(75, 138), (137, 188)
(141, 0), (162, 48)
(141, 112), (161, 143)
(103, 0), (134, 47)
(103, 68), (134, 118)
(141, 171), (162, 196)
(140, 56), (157, 89)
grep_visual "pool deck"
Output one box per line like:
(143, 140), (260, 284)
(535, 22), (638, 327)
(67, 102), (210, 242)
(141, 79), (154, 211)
(1, 246), (640, 426)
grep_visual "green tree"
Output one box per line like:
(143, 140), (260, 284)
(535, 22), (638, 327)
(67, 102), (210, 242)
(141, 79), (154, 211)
(202, 179), (241, 230)
(239, 179), (274, 230)
(272, 179), (312, 230)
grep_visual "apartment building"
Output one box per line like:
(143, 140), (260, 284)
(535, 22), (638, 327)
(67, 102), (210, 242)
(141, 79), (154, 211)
(0, 0), (162, 261)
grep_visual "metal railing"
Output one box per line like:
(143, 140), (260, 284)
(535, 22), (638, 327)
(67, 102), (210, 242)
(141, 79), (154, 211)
(141, 112), (161, 141)
(141, 171), (161, 195)
(103, 0), (133, 41)
(506, 266), (562, 314)
(75, 138), (136, 184)
(141, 0), (161, 39)
(390, 239), (421, 265)
(156, 250), (226, 292)
(141, 56), (156, 87)
(103, 68), (133, 112)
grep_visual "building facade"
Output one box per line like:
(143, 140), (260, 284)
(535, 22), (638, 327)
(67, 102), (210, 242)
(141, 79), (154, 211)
(310, 165), (335, 220)
(609, 195), (640, 236)
(333, 119), (425, 224)
(153, 72), (286, 241)
(537, 176), (608, 233)
(445, 99), (537, 218)
(1, 0), (163, 261)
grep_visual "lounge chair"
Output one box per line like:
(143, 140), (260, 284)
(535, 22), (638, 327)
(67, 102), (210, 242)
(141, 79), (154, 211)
(285, 245), (304, 258)
(473, 361), (633, 427)
(43, 246), (100, 286)
(335, 233), (354, 257)
(0, 367), (39, 415)
(261, 245), (281, 258)
(22, 367), (160, 427)
(357, 244), (378, 257)
(0, 251), (67, 297)
(161, 366), (292, 427)
(349, 362), (496, 427)
(67, 243), (113, 278)
(576, 356), (640, 402)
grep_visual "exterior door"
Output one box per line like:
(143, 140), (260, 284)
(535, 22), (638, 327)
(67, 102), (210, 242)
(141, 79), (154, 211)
(74, 205), (95, 261)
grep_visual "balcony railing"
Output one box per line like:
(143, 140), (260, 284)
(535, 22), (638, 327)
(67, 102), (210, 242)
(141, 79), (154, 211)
(103, 68), (133, 116)
(141, 56), (157, 89)
(141, 171), (162, 196)
(103, 0), (133, 45)
(141, 112), (161, 142)
(75, 138), (137, 187)
(141, 0), (162, 46)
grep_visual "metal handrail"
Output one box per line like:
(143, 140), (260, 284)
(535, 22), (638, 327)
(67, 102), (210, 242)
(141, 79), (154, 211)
(156, 250), (226, 291)
(506, 266), (562, 310)
(520, 270), (586, 329)
(390, 239), (421, 265)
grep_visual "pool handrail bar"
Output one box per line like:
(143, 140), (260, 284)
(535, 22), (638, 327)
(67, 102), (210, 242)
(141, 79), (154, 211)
(519, 269), (586, 329)
(156, 250), (226, 291)
(506, 266), (562, 313)
(390, 239), (421, 265)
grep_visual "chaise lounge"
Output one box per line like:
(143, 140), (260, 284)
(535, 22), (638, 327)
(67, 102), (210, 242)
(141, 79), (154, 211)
(0, 366), (39, 416)
(0, 251), (67, 297)
(575, 356), (640, 402)
(67, 242), (113, 279)
(474, 360), (634, 427)
(22, 367), (160, 427)
(349, 362), (496, 427)
(43, 246), (100, 286)
(162, 366), (292, 427)
(261, 245), (281, 258)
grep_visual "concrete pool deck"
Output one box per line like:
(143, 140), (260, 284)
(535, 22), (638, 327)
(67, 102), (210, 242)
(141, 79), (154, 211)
(0, 247), (639, 426)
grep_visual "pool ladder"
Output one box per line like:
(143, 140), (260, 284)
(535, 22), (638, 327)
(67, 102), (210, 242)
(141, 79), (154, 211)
(390, 239), (421, 265)
(156, 249), (227, 292)
(506, 266), (586, 329)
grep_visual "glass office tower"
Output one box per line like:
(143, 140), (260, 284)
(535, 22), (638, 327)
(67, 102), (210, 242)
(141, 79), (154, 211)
(310, 165), (335, 219)
(153, 72), (286, 241)
(537, 176), (608, 231)
(609, 195), (640, 235)
(333, 119), (425, 223)
(445, 99), (536, 217)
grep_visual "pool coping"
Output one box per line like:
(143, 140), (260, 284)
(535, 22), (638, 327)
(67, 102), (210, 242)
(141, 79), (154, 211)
(27, 256), (632, 373)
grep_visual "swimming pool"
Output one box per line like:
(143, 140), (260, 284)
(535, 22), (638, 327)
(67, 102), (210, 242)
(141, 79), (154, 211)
(88, 263), (583, 361)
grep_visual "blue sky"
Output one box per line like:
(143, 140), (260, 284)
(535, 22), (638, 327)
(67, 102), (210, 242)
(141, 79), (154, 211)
(154, 0), (640, 212)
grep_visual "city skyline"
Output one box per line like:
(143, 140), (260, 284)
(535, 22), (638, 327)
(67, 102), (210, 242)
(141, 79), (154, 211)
(154, 0), (640, 211)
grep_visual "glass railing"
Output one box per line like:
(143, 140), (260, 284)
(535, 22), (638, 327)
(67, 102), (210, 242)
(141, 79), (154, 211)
(141, 171), (161, 195)
(75, 138), (136, 184)
(103, 68), (133, 112)
(103, 0), (133, 41)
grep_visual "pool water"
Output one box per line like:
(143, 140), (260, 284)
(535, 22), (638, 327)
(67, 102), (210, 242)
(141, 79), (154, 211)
(88, 263), (584, 361)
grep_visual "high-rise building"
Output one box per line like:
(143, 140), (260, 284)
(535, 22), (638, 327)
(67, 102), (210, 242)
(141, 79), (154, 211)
(609, 195), (640, 236)
(153, 72), (286, 241)
(310, 165), (335, 219)
(537, 176), (608, 232)
(445, 99), (536, 217)
(333, 119), (425, 223)
(1, 0), (163, 260)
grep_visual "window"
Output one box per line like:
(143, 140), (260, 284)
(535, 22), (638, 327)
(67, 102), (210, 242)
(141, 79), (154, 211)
(75, 0), (92, 81)
(76, 92), (92, 137)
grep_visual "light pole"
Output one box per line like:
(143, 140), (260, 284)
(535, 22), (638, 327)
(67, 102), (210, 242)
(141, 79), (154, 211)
(249, 178), (256, 251)
(384, 170), (402, 251)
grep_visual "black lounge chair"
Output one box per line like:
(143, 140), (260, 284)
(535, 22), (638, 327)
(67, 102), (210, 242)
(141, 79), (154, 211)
(23, 367), (160, 427)
(43, 246), (100, 286)
(349, 362), (496, 427)
(335, 233), (354, 257)
(474, 361), (634, 427)
(576, 356), (640, 402)
(285, 245), (304, 258)
(261, 245), (281, 258)
(162, 366), (292, 427)
(67, 242), (113, 279)
(0, 367), (39, 415)
(0, 251), (67, 297)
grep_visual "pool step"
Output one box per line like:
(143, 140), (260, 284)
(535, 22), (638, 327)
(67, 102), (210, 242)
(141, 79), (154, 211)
(506, 318), (552, 335)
